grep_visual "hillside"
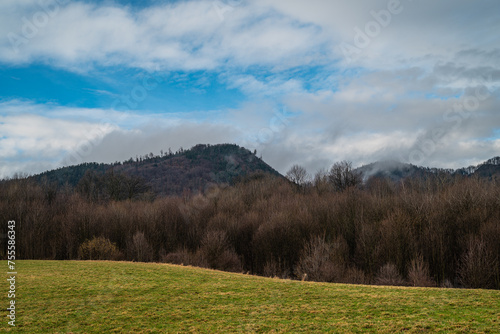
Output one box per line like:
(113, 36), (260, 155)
(32, 144), (282, 196)
(10, 260), (500, 333)
(455, 156), (500, 179)
(356, 156), (500, 183)
(355, 160), (425, 183)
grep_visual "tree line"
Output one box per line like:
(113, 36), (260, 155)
(0, 163), (498, 289)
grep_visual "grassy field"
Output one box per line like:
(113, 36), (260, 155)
(3, 260), (499, 333)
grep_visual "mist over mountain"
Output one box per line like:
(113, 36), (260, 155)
(355, 160), (424, 183)
(355, 156), (500, 183)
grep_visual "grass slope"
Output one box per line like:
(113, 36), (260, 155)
(5, 260), (500, 333)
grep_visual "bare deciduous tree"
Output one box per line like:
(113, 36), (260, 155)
(313, 168), (331, 194)
(458, 236), (498, 289)
(131, 231), (154, 262)
(286, 165), (309, 186)
(328, 161), (362, 192)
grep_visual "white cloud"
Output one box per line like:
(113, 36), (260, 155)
(2, 0), (499, 75)
(0, 0), (329, 72)
(0, 101), (120, 178)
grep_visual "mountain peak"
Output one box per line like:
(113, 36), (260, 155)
(32, 143), (281, 197)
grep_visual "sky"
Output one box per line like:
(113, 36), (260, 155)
(1, 0), (499, 179)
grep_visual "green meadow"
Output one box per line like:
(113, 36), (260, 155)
(4, 260), (499, 333)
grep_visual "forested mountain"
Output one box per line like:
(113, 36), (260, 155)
(355, 161), (426, 183)
(30, 144), (282, 197)
(455, 156), (500, 179)
(355, 157), (500, 183)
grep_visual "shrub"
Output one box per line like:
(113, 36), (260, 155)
(374, 263), (407, 286)
(162, 248), (198, 266)
(263, 258), (290, 279)
(199, 230), (242, 272)
(78, 236), (122, 260)
(214, 249), (242, 273)
(294, 236), (347, 282)
(341, 267), (368, 285)
(441, 279), (454, 289)
(408, 255), (435, 287)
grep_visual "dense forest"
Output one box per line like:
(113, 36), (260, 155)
(1, 158), (499, 290)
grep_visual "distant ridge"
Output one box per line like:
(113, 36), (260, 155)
(355, 156), (500, 183)
(454, 156), (500, 176)
(354, 160), (422, 182)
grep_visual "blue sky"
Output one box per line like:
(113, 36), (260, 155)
(1, 0), (499, 178)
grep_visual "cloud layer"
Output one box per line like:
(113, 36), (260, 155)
(1, 0), (499, 178)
